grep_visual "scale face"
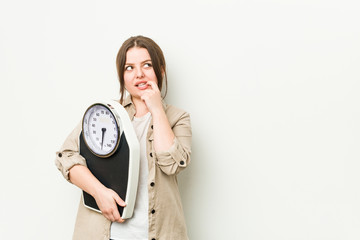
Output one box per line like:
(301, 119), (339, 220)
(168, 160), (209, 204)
(82, 104), (121, 158)
(79, 100), (140, 219)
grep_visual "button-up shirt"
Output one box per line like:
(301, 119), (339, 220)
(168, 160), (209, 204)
(55, 96), (192, 240)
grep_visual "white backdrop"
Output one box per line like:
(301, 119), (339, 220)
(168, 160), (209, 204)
(1, 0), (360, 239)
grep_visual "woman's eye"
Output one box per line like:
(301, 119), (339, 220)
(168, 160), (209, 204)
(125, 66), (133, 71)
(144, 63), (152, 68)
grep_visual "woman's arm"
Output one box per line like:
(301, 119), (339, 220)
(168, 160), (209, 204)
(140, 81), (192, 175)
(154, 111), (192, 175)
(140, 81), (175, 151)
(55, 122), (125, 223)
(151, 106), (175, 152)
(69, 165), (126, 223)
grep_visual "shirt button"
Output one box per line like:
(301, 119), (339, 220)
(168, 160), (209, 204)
(58, 153), (62, 158)
(151, 209), (155, 214)
(150, 182), (155, 187)
(151, 125), (153, 129)
(150, 152), (153, 158)
(180, 160), (185, 165)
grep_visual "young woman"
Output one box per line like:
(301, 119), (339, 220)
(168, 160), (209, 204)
(55, 36), (192, 240)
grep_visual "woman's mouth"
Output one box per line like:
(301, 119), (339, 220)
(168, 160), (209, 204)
(136, 82), (148, 90)
(137, 82), (146, 87)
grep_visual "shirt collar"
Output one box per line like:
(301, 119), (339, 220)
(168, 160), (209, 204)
(122, 94), (133, 107)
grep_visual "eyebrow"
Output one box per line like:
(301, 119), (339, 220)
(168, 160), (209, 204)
(125, 59), (152, 65)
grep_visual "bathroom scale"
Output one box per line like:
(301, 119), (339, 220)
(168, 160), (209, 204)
(79, 99), (140, 219)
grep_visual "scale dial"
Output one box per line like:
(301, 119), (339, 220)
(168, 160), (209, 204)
(82, 103), (121, 158)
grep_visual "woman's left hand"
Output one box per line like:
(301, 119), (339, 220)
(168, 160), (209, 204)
(140, 81), (163, 114)
(141, 80), (175, 153)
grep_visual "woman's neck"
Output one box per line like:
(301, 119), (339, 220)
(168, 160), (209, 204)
(132, 96), (149, 117)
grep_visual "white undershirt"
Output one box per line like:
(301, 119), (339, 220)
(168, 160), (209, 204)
(110, 112), (151, 240)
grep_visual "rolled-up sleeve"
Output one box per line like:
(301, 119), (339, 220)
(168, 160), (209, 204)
(155, 112), (192, 175)
(55, 121), (87, 182)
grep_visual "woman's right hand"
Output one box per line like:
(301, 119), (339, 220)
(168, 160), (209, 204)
(68, 165), (126, 223)
(93, 186), (127, 223)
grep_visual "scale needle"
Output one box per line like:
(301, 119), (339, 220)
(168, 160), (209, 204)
(101, 128), (106, 150)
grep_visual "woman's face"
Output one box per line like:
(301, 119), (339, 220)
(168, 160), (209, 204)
(124, 47), (158, 99)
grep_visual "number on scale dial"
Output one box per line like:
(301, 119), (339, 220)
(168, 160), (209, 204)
(82, 104), (120, 157)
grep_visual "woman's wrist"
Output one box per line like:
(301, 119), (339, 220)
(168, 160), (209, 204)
(92, 182), (108, 199)
(150, 107), (165, 118)
(152, 108), (175, 152)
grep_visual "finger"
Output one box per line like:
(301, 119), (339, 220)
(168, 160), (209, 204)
(141, 94), (148, 101)
(105, 212), (115, 222)
(112, 208), (123, 223)
(139, 89), (153, 98)
(141, 89), (153, 95)
(114, 194), (126, 207)
(102, 209), (115, 222)
(140, 91), (153, 101)
(116, 215), (125, 223)
(146, 81), (159, 91)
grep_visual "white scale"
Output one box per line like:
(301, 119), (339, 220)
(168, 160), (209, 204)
(80, 100), (140, 219)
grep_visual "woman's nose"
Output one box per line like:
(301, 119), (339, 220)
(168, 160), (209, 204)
(136, 68), (144, 78)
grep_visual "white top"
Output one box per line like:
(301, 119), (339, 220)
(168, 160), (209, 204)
(110, 112), (151, 240)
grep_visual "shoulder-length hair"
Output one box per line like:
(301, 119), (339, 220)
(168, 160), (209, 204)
(116, 35), (168, 104)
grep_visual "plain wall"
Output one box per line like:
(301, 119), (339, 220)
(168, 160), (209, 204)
(1, 0), (360, 239)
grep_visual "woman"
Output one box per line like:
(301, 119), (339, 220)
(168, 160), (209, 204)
(55, 36), (192, 240)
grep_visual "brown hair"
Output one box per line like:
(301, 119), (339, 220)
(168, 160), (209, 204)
(116, 35), (168, 104)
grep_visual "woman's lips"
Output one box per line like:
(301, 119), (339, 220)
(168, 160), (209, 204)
(136, 82), (148, 90)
